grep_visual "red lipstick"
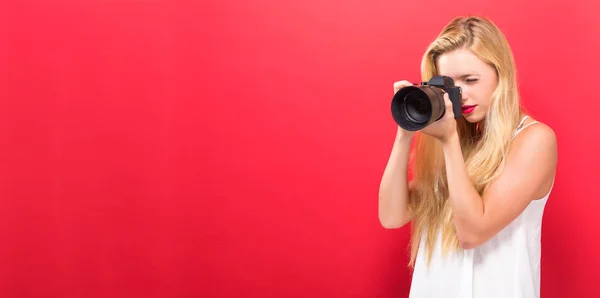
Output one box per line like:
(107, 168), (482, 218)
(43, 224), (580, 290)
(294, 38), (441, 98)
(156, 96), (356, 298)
(462, 105), (477, 115)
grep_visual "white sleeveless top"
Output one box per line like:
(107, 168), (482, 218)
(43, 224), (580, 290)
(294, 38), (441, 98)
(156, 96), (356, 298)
(409, 116), (553, 298)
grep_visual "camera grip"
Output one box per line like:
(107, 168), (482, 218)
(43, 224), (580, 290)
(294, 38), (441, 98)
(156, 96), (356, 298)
(447, 88), (463, 119)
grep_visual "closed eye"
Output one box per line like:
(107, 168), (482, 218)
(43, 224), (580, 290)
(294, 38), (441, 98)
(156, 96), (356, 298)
(465, 78), (478, 83)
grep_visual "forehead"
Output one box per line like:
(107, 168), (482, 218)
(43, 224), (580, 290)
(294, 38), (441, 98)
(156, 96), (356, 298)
(436, 48), (489, 77)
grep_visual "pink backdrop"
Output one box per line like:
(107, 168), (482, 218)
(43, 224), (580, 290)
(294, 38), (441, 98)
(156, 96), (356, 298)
(2, 0), (599, 297)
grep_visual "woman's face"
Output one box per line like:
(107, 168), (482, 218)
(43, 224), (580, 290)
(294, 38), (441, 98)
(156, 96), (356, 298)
(437, 48), (499, 123)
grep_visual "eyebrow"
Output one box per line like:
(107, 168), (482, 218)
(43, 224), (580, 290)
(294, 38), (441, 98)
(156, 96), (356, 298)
(438, 73), (481, 80)
(457, 74), (481, 79)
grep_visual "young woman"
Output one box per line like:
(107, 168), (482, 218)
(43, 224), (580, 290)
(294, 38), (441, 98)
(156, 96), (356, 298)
(378, 16), (557, 297)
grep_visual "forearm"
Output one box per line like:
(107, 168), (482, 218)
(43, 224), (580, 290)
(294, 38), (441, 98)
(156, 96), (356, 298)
(441, 134), (485, 243)
(378, 131), (414, 229)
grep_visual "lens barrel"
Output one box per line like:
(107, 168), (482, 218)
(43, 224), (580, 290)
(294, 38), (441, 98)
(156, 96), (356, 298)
(391, 86), (446, 131)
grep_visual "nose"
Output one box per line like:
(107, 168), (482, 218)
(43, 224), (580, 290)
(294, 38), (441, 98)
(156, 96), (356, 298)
(458, 85), (468, 103)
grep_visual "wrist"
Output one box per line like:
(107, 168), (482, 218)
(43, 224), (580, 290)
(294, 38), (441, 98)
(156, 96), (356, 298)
(395, 130), (415, 144)
(441, 131), (459, 148)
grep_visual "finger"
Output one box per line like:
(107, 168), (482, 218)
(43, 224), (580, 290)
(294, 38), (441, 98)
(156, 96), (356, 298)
(444, 93), (454, 117)
(393, 80), (413, 93)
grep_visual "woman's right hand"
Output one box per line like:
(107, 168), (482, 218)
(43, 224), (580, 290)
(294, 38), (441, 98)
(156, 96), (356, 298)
(393, 80), (417, 140)
(393, 80), (413, 94)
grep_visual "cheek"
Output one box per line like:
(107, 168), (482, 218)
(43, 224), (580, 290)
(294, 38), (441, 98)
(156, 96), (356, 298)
(472, 85), (494, 106)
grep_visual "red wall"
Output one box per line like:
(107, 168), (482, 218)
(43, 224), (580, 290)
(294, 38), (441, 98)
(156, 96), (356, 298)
(2, 0), (599, 297)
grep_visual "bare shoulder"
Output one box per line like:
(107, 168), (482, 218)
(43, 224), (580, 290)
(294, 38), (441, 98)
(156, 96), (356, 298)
(511, 117), (557, 153)
(506, 117), (557, 198)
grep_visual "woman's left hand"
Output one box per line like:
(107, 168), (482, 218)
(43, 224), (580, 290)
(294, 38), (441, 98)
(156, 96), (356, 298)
(420, 93), (459, 144)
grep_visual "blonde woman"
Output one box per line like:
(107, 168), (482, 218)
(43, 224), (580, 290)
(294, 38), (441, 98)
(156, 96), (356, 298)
(378, 16), (557, 297)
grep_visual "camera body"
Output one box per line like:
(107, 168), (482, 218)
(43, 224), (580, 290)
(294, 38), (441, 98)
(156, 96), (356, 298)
(391, 75), (463, 131)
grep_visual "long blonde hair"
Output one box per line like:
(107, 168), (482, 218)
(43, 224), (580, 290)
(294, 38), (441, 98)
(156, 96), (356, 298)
(408, 16), (524, 267)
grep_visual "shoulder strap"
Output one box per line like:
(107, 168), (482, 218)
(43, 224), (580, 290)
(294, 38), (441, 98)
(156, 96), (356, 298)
(517, 115), (529, 128)
(512, 116), (540, 139)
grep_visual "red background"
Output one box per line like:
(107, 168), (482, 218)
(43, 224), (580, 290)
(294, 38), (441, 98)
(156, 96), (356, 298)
(2, 0), (599, 297)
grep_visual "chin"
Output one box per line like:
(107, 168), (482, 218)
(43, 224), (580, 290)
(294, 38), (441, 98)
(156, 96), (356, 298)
(463, 112), (484, 124)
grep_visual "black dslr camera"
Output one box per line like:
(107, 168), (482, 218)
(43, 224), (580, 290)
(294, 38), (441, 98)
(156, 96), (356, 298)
(391, 75), (463, 131)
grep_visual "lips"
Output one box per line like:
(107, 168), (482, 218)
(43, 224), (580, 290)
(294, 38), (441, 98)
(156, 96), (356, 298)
(462, 105), (477, 114)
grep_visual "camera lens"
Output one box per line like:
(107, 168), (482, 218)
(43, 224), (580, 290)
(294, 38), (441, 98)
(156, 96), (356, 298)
(391, 86), (446, 131)
(404, 91), (431, 124)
